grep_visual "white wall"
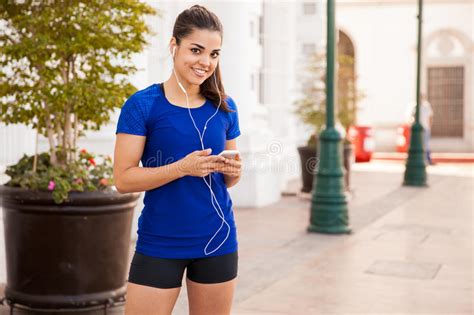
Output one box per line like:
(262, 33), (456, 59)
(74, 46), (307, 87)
(263, 2), (302, 193)
(295, 0), (326, 146)
(207, 1), (283, 207)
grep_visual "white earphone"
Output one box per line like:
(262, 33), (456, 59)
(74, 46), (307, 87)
(170, 45), (230, 256)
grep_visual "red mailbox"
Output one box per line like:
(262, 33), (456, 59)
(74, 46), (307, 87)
(348, 126), (375, 162)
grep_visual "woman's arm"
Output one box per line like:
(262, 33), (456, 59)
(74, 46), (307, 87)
(113, 134), (183, 193)
(223, 161), (241, 188)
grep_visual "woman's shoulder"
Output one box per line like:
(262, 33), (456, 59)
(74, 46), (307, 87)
(125, 84), (165, 113)
(224, 95), (238, 111)
(128, 84), (160, 104)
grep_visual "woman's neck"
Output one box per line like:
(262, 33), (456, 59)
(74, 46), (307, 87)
(162, 75), (206, 108)
(164, 74), (201, 100)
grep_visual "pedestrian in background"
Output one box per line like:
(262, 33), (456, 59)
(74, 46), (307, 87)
(406, 93), (435, 165)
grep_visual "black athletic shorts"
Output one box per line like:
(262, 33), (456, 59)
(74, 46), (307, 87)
(127, 251), (239, 289)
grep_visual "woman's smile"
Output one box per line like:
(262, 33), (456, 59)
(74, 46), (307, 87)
(191, 67), (208, 78)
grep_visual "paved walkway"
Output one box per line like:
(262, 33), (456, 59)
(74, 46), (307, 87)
(231, 162), (472, 314)
(0, 161), (472, 314)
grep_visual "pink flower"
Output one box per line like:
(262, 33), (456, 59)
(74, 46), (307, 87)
(48, 180), (56, 191)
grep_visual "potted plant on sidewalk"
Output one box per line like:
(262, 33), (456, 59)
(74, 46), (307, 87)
(294, 52), (326, 193)
(0, 1), (155, 311)
(295, 52), (363, 193)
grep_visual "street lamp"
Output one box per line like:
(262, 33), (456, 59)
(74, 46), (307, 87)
(403, 0), (428, 187)
(308, 0), (351, 234)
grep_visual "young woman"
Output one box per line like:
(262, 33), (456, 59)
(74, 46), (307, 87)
(113, 5), (242, 315)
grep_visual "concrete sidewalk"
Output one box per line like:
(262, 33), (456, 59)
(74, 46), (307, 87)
(231, 163), (473, 315)
(0, 161), (472, 314)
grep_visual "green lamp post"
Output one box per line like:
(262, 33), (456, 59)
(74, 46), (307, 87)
(308, 0), (351, 234)
(403, 0), (428, 187)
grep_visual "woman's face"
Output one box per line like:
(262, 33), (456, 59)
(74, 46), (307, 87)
(172, 29), (222, 86)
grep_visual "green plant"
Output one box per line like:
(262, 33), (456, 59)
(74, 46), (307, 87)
(5, 149), (113, 204)
(0, 1), (156, 203)
(294, 53), (327, 148)
(294, 51), (364, 147)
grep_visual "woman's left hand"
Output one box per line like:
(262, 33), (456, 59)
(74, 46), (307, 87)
(216, 155), (242, 178)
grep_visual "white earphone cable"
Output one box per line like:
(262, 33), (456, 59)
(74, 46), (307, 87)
(172, 52), (230, 255)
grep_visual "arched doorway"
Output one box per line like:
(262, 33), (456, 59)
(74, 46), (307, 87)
(337, 30), (357, 130)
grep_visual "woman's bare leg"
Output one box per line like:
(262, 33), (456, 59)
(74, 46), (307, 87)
(125, 282), (181, 315)
(186, 277), (237, 315)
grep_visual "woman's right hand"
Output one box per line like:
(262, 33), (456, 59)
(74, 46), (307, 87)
(177, 149), (226, 177)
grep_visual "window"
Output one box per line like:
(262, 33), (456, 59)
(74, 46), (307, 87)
(428, 66), (464, 137)
(259, 14), (264, 46)
(303, 2), (316, 15)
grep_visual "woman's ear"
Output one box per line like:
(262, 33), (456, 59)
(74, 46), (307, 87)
(170, 37), (177, 58)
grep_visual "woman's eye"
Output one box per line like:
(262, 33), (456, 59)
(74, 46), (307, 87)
(191, 48), (219, 58)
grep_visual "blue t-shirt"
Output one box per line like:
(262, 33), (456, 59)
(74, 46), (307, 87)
(115, 83), (241, 259)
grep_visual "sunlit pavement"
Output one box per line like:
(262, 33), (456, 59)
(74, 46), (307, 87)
(229, 161), (473, 315)
(0, 161), (472, 314)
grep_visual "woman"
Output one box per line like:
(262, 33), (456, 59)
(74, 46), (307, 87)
(113, 5), (242, 315)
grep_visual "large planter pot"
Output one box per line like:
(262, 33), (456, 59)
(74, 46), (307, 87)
(343, 142), (355, 191)
(297, 146), (318, 193)
(297, 143), (354, 193)
(0, 185), (140, 311)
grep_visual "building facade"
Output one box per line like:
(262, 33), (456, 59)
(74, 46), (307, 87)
(336, 0), (474, 152)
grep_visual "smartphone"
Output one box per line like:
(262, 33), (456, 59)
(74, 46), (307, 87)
(218, 150), (240, 159)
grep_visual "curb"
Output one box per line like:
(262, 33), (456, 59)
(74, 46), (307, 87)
(372, 152), (474, 163)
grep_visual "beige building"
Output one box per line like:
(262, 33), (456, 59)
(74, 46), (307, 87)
(336, 0), (474, 152)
